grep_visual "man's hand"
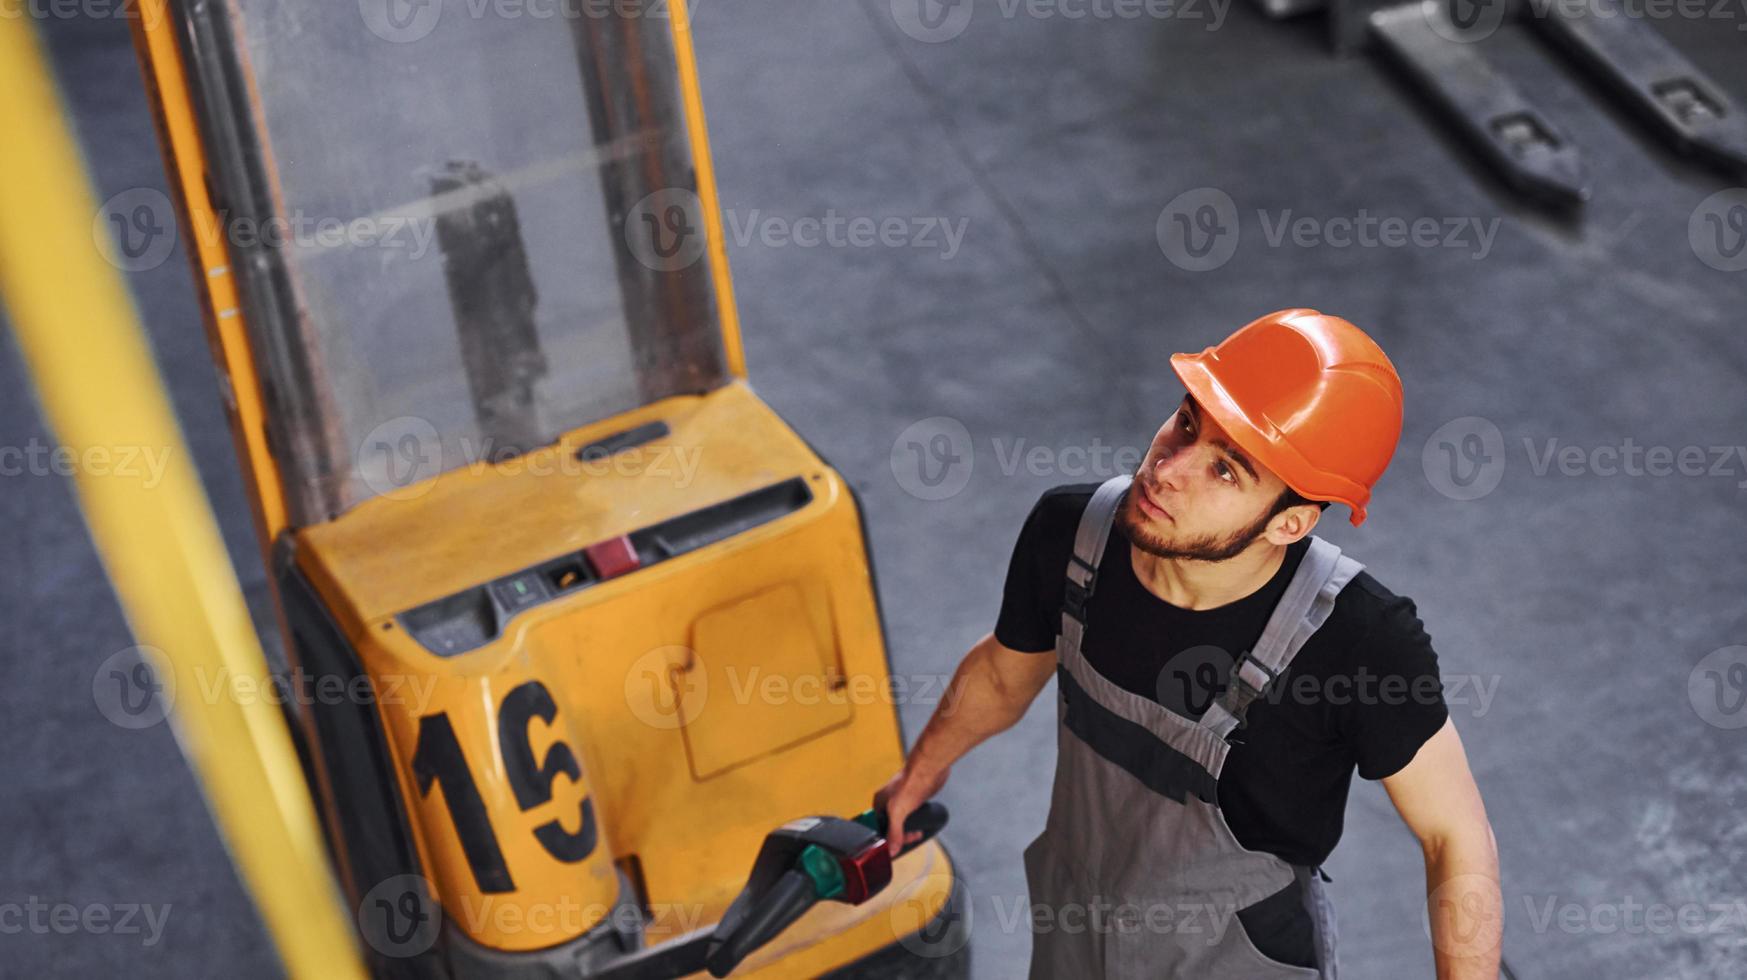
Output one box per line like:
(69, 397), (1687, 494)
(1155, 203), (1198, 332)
(876, 765), (950, 857)
(878, 632), (1056, 855)
(1382, 718), (1502, 979)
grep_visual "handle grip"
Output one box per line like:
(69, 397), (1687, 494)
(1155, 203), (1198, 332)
(890, 800), (948, 853)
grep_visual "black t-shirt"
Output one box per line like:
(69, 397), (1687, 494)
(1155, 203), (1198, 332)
(996, 484), (1449, 870)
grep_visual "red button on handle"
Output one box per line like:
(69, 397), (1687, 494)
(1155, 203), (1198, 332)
(585, 536), (641, 580)
(835, 840), (893, 905)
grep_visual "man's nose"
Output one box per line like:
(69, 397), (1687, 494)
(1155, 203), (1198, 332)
(1152, 442), (1204, 491)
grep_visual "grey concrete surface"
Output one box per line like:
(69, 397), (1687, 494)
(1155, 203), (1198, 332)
(4, 2), (1745, 978)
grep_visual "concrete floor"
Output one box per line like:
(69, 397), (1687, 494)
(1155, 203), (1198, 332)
(4, 2), (1746, 977)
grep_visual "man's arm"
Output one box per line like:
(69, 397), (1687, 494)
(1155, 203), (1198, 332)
(878, 632), (1056, 855)
(1381, 717), (1503, 979)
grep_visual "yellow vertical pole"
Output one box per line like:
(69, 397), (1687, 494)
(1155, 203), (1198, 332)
(669, 0), (747, 379)
(0, 17), (367, 980)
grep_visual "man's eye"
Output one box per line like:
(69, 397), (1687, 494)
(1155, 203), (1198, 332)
(1215, 461), (1235, 483)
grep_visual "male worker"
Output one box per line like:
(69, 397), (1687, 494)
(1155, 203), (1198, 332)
(880, 309), (1501, 978)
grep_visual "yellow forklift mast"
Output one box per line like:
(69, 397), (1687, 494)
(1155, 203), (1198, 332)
(121, 1), (966, 975)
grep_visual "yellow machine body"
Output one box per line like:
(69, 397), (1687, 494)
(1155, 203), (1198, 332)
(297, 384), (954, 964)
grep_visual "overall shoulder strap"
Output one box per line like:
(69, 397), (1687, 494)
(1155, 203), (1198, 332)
(1059, 475), (1133, 653)
(1199, 536), (1365, 740)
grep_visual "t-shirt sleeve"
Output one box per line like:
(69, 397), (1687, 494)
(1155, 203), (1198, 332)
(1340, 594), (1450, 780)
(993, 495), (1059, 653)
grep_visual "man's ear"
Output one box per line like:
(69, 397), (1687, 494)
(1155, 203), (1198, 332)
(1265, 503), (1321, 545)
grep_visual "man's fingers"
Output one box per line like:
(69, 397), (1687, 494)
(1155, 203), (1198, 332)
(885, 800), (914, 856)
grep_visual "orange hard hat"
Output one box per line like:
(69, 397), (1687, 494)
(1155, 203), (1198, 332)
(1170, 309), (1403, 526)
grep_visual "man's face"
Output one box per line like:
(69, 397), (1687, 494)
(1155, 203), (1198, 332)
(1118, 396), (1317, 562)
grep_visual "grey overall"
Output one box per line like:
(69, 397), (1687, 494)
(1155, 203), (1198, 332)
(1023, 475), (1365, 979)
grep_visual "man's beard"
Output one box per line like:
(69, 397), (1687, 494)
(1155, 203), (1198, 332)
(1116, 488), (1275, 563)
